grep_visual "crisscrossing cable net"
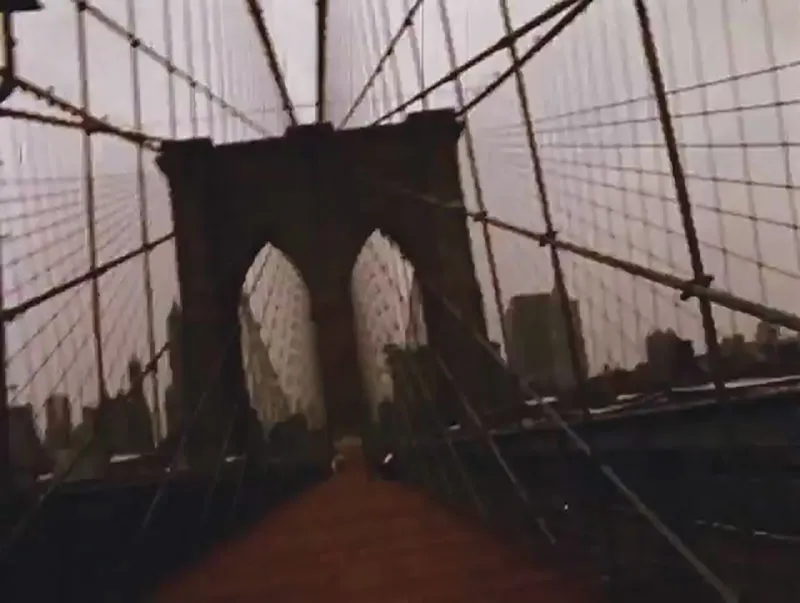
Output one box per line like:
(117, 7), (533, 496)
(330, 0), (800, 600)
(0, 0), (799, 601)
(0, 0), (296, 482)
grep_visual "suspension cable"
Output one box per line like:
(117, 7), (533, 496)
(456, 0), (595, 116)
(412, 272), (737, 603)
(371, 0), (584, 125)
(339, 0), (426, 128)
(367, 176), (800, 334)
(243, 0), (298, 127)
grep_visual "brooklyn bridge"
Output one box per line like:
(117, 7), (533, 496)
(0, 0), (799, 601)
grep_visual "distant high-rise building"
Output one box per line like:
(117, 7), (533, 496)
(164, 302), (183, 435)
(87, 358), (155, 456)
(383, 343), (458, 425)
(10, 405), (52, 483)
(755, 320), (781, 360)
(755, 320), (780, 346)
(405, 276), (427, 344)
(44, 394), (72, 452)
(126, 357), (154, 453)
(645, 329), (681, 382)
(645, 328), (704, 384)
(167, 302), (183, 386)
(503, 289), (588, 391)
(239, 295), (297, 428)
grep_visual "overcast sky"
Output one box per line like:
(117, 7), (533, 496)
(0, 0), (798, 427)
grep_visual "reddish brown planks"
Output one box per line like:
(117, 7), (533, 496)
(154, 453), (598, 602)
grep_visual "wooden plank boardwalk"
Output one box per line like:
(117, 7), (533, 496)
(154, 450), (598, 602)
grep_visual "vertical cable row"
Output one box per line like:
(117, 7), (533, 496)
(402, 0), (428, 111)
(126, 0), (161, 442)
(162, 0), (178, 139)
(436, 0), (507, 355)
(74, 0), (106, 408)
(200, 0), (215, 140)
(184, 0), (199, 137)
(496, 0), (587, 391)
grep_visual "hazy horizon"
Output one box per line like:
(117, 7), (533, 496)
(0, 0), (798, 433)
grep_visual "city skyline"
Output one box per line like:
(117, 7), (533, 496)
(0, 0), (797, 434)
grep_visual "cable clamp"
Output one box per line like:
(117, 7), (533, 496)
(679, 274), (713, 301)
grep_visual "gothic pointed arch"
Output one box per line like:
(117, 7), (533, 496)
(157, 109), (489, 456)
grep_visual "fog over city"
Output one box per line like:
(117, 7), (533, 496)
(0, 0), (797, 431)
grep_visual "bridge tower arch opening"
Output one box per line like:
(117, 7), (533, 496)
(157, 109), (490, 467)
(351, 231), (425, 419)
(239, 245), (324, 436)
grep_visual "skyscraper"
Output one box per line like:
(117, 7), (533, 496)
(126, 357), (155, 452)
(44, 394), (72, 452)
(405, 275), (427, 344)
(164, 302), (183, 435)
(503, 288), (588, 391)
(239, 294), (295, 428)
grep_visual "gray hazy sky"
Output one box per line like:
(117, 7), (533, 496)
(0, 0), (798, 424)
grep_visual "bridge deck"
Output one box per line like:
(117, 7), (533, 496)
(154, 453), (596, 602)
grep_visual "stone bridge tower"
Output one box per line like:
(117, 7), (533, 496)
(157, 109), (489, 467)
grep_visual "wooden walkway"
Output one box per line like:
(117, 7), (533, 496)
(154, 451), (598, 602)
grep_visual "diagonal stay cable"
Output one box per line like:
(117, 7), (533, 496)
(413, 273), (739, 603)
(0, 180), (168, 544)
(243, 0), (298, 127)
(196, 255), (285, 529)
(370, 0), (582, 125)
(357, 222), (557, 541)
(433, 351), (557, 544)
(103, 335), (242, 598)
(339, 0), (426, 128)
(363, 244), (488, 519)
(224, 440), (251, 528)
(456, 0), (594, 116)
(223, 288), (285, 529)
(105, 246), (284, 596)
(496, 0), (587, 404)
(12, 75), (162, 149)
(1, 231), (175, 323)
(2, 215), (276, 573)
(0, 341), (170, 560)
(366, 176), (800, 335)
(71, 0), (273, 137)
(0, 107), (89, 131)
(363, 244), (553, 540)
(196, 401), (245, 528)
(132, 248), (279, 538)
(435, 0), (508, 358)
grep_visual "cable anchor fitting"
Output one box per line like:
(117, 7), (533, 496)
(679, 274), (714, 301)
